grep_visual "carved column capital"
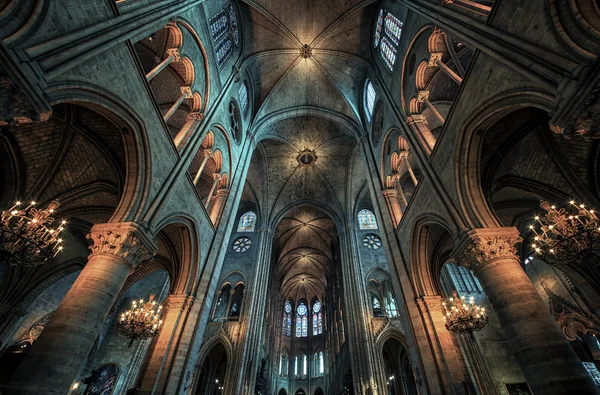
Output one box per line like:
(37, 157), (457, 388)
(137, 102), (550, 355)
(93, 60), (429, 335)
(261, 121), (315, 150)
(187, 112), (204, 121)
(382, 188), (397, 198)
(453, 228), (522, 273)
(86, 223), (156, 270)
(166, 294), (195, 312)
(417, 90), (430, 103)
(180, 86), (193, 98)
(407, 114), (428, 125)
(550, 85), (600, 140)
(428, 52), (443, 66)
(166, 48), (182, 62)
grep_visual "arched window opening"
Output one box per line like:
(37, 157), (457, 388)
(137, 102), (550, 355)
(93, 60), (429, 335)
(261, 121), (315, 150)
(358, 209), (378, 230)
(294, 356), (299, 376)
(209, 3), (240, 69)
(441, 262), (483, 298)
(302, 354), (308, 376)
(296, 302), (308, 338)
(212, 283), (232, 320)
(238, 82), (249, 115)
(228, 283), (244, 320)
(282, 300), (292, 336)
(237, 211), (256, 232)
(319, 351), (324, 375)
(372, 294), (384, 317)
(364, 80), (376, 121)
(312, 300), (323, 335)
(373, 9), (403, 71)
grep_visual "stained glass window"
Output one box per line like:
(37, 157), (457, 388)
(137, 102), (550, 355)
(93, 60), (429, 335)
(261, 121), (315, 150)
(363, 233), (382, 250)
(210, 4), (240, 69)
(364, 80), (376, 121)
(358, 209), (378, 230)
(373, 9), (403, 72)
(302, 354), (308, 376)
(294, 356), (299, 376)
(229, 5), (239, 45)
(319, 352), (324, 375)
(209, 9), (228, 40)
(238, 82), (248, 115)
(372, 295), (381, 309)
(374, 9), (384, 47)
(296, 302), (308, 338)
(384, 13), (403, 45)
(312, 300), (323, 335)
(232, 236), (251, 252)
(237, 211), (256, 232)
(380, 37), (397, 71)
(283, 300), (292, 336)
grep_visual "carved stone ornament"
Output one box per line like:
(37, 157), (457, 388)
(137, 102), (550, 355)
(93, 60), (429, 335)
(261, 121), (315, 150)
(453, 228), (522, 273)
(166, 294), (195, 312)
(86, 223), (156, 269)
(546, 288), (600, 341)
(550, 85), (600, 140)
(166, 48), (182, 62)
(0, 69), (44, 126)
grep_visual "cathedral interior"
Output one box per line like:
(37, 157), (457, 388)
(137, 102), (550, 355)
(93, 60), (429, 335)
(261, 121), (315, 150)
(1, 0), (600, 394)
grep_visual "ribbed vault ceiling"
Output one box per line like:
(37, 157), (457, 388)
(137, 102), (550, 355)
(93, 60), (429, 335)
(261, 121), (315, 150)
(240, 0), (376, 122)
(274, 205), (337, 301)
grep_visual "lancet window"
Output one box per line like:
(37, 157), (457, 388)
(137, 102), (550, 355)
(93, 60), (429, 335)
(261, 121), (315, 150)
(358, 209), (378, 230)
(209, 4), (240, 68)
(296, 302), (308, 337)
(237, 211), (256, 232)
(373, 9), (403, 71)
(312, 300), (323, 335)
(282, 300), (292, 336)
(364, 80), (376, 121)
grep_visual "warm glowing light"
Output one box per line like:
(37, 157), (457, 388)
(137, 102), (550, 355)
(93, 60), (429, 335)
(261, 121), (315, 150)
(117, 295), (163, 347)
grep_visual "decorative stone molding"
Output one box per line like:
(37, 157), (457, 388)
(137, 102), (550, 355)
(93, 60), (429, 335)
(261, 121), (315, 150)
(428, 52), (443, 67)
(187, 112), (204, 121)
(180, 86), (193, 98)
(415, 295), (443, 314)
(382, 188), (397, 198)
(416, 90), (430, 104)
(0, 70), (49, 126)
(550, 85), (600, 140)
(300, 44), (312, 59)
(86, 223), (156, 269)
(453, 228), (522, 273)
(407, 114), (428, 125)
(166, 294), (195, 312)
(546, 288), (600, 341)
(166, 48), (181, 62)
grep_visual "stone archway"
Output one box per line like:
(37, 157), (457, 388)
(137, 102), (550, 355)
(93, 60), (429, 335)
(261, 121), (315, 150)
(195, 343), (228, 395)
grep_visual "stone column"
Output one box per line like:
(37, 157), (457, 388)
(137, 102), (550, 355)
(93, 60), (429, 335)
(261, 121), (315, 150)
(429, 52), (463, 84)
(399, 151), (418, 186)
(164, 86), (193, 122)
(208, 188), (229, 226)
(407, 115), (436, 155)
(415, 296), (470, 395)
(138, 293), (194, 394)
(5, 222), (156, 394)
(193, 150), (213, 185)
(173, 112), (204, 150)
(417, 90), (445, 125)
(204, 173), (221, 207)
(391, 174), (409, 209)
(382, 188), (403, 227)
(146, 48), (181, 81)
(454, 227), (599, 395)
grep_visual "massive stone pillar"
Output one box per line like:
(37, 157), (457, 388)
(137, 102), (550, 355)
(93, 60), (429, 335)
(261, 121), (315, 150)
(234, 228), (274, 395)
(137, 293), (195, 395)
(339, 227), (384, 395)
(5, 222), (156, 395)
(454, 227), (599, 395)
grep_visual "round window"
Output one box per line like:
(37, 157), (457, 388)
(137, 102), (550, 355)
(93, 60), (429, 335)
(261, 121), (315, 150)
(232, 236), (251, 252)
(363, 233), (382, 250)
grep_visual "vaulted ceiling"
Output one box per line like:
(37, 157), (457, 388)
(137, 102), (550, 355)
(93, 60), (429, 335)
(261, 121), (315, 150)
(240, 0), (376, 123)
(273, 205), (337, 301)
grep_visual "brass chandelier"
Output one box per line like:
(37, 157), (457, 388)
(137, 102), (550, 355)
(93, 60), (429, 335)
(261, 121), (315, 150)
(442, 293), (488, 334)
(117, 295), (163, 347)
(529, 201), (600, 265)
(0, 200), (66, 266)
